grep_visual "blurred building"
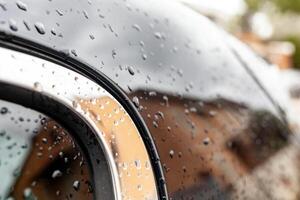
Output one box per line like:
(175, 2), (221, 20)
(237, 32), (295, 69)
(175, 0), (296, 69)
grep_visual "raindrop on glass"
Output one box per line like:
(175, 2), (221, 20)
(16, 0), (27, 11)
(55, 9), (64, 16)
(202, 137), (211, 146)
(33, 82), (43, 92)
(132, 96), (139, 108)
(0, 107), (8, 115)
(132, 24), (141, 32)
(34, 22), (46, 34)
(9, 19), (18, 31)
(169, 150), (174, 158)
(83, 10), (89, 19)
(71, 49), (78, 57)
(89, 34), (95, 40)
(73, 180), (80, 191)
(154, 32), (162, 39)
(23, 20), (30, 31)
(112, 49), (117, 59)
(128, 66), (135, 75)
(51, 170), (63, 178)
(142, 53), (147, 60)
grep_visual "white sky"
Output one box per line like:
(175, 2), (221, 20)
(177, 0), (247, 18)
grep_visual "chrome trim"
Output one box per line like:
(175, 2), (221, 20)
(0, 47), (158, 200)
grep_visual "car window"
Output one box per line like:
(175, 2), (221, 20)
(131, 91), (292, 199)
(0, 100), (93, 200)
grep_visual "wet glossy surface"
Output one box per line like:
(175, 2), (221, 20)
(0, 100), (93, 200)
(0, 0), (297, 199)
(0, 46), (158, 200)
(0, 0), (278, 113)
(131, 91), (293, 199)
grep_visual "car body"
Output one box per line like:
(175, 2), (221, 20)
(0, 0), (298, 199)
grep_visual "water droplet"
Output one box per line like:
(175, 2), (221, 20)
(16, 1), (27, 11)
(83, 10), (89, 19)
(128, 66), (135, 75)
(73, 180), (80, 191)
(202, 137), (211, 146)
(50, 28), (57, 35)
(132, 24), (141, 32)
(51, 170), (62, 178)
(23, 188), (34, 199)
(9, 19), (18, 31)
(112, 49), (117, 59)
(122, 162), (128, 170)
(71, 49), (77, 57)
(0, 2), (7, 11)
(209, 110), (217, 117)
(55, 9), (63, 16)
(153, 121), (158, 128)
(145, 161), (150, 169)
(72, 101), (79, 109)
(169, 150), (174, 158)
(177, 69), (183, 77)
(154, 32), (162, 39)
(149, 91), (157, 96)
(142, 53), (147, 60)
(42, 138), (47, 144)
(139, 41), (145, 47)
(89, 34), (95, 40)
(178, 151), (182, 158)
(134, 160), (141, 169)
(190, 107), (197, 113)
(132, 96), (139, 108)
(33, 82), (43, 91)
(137, 184), (142, 191)
(34, 22), (46, 34)
(163, 95), (169, 106)
(23, 20), (30, 31)
(0, 107), (8, 114)
(155, 111), (164, 120)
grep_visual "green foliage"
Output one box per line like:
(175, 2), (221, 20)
(286, 36), (300, 69)
(245, 0), (300, 13)
(245, 0), (262, 11)
(273, 0), (300, 13)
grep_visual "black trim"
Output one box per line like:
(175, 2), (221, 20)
(0, 31), (168, 200)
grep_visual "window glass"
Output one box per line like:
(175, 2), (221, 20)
(131, 91), (292, 199)
(0, 100), (93, 200)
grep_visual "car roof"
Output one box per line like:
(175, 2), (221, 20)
(0, 0), (279, 115)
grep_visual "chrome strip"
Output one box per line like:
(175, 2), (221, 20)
(0, 47), (158, 200)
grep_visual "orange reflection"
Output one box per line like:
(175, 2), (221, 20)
(131, 91), (293, 199)
(11, 120), (93, 200)
(79, 96), (157, 200)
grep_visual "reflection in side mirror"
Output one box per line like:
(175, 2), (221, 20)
(0, 100), (93, 200)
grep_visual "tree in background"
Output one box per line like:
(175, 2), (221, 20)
(246, 0), (300, 13)
(244, 0), (300, 69)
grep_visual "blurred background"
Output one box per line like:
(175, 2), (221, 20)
(177, 0), (300, 70)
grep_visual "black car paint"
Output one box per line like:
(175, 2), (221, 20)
(0, 0), (289, 199)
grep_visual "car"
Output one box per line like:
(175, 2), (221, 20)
(0, 0), (298, 199)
